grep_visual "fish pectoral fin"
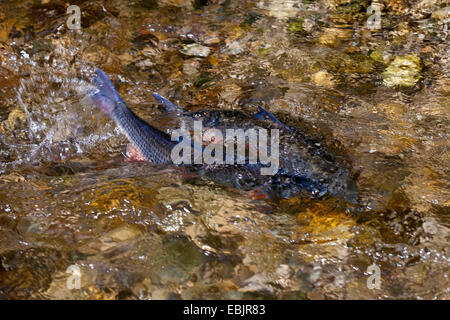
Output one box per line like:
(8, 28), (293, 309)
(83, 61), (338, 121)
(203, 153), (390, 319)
(249, 188), (270, 201)
(254, 105), (290, 130)
(126, 143), (147, 162)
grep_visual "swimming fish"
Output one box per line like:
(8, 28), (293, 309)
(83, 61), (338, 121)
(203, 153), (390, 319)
(89, 68), (357, 202)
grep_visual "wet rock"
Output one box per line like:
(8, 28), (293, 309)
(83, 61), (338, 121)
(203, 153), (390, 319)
(376, 133), (419, 156)
(132, 31), (159, 49)
(241, 11), (262, 27)
(376, 102), (406, 120)
(257, 0), (299, 19)
(257, 45), (271, 56)
(160, 0), (194, 7)
(431, 7), (450, 21)
(275, 264), (294, 288)
(382, 54), (422, 88)
(82, 45), (119, 67)
(117, 51), (134, 64)
(330, 0), (371, 23)
(0, 248), (67, 299)
(311, 70), (335, 88)
(183, 59), (201, 76)
(318, 28), (353, 48)
(79, 224), (144, 255)
(294, 201), (355, 242)
(141, 0), (158, 10)
(327, 52), (375, 74)
(180, 43), (211, 57)
(239, 273), (274, 295)
(0, 19), (15, 42)
(384, 0), (409, 15)
(0, 172), (25, 183)
(16, 215), (48, 235)
(402, 165), (450, 212)
(135, 59), (154, 68)
(369, 49), (390, 64)
(344, 279), (379, 299)
(411, 0), (440, 19)
(219, 82), (242, 104)
(288, 19), (304, 33)
(224, 290), (244, 299)
(0, 109), (27, 132)
(204, 34), (221, 45)
(150, 235), (205, 284)
(223, 40), (245, 55)
(141, 46), (160, 58)
(99, 225), (144, 251)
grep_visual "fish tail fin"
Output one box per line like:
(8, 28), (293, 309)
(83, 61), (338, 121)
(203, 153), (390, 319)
(90, 68), (125, 116)
(93, 68), (122, 102)
(89, 92), (116, 116)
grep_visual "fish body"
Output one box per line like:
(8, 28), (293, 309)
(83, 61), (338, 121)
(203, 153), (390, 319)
(174, 108), (357, 201)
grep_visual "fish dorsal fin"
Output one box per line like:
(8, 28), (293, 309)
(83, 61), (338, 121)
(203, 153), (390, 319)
(152, 93), (184, 113)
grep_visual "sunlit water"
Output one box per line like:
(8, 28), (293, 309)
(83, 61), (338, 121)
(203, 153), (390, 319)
(0, 0), (448, 299)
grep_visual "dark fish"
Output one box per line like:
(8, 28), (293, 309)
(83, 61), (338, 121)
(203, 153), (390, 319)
(89, 69), (357, 202)
(177, 108), (358, 201)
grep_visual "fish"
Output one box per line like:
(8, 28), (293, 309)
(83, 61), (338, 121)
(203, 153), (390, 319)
(172, 107), (357, 201)
(89, 68), (358, 202)
(90, 68), (176, 164)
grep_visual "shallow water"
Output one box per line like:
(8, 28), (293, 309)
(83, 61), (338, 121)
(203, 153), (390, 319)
(0, 0), (448, 299)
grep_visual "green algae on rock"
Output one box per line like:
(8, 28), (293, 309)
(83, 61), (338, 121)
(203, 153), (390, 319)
(369, 49), (390, 65)
(382, 54), (422, 88)
(288, 19), (304, 33)
(327, 52), (375, 74)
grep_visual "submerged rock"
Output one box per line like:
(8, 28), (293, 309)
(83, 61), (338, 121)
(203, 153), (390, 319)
(369, 49), (391, 65)
(382, 54), (422, 88)
(0, 248), (67, 299)
(288, 19), (304, 33)
(311, 70), (336, 88)
(183, 59), (201, 76)
(151, 235), (205, 284)
(223, 40), (245, 55)
(180, 43), (211, 57)
(257, 0), (299, 19)
(327, 52), (375, 74)
(431, 6), (450, 21)
(318, 28), (353, 48)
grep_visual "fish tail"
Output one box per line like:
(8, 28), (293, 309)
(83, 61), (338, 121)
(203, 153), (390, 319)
(89, 92), (115, 116)
(90, 68), (125, 117)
